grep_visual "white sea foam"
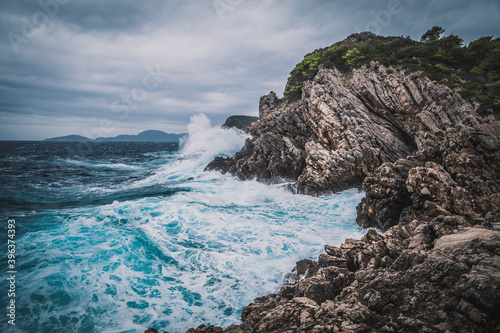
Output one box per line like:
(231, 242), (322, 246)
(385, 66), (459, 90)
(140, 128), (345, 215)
(61, 159), (141, 170)
(11, 114), (366, 333)
(128, 113), (249, 188)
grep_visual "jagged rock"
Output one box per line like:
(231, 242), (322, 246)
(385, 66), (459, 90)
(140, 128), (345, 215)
(186, 325), (223, 333)
(259, 91), (280, 119)
(283, 259), (320, 284)
(186, 225), (500, 333)
(207, 64), (499, 228)
(182, 56), (500, 332)
(145, 328), (168, 333)
(294, 259), (319, 279)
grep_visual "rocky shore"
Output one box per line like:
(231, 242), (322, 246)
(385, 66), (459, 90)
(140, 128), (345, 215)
(148, 35), (499, 332)
(201, 62), (500, 332)
(185, 224), (499, 333)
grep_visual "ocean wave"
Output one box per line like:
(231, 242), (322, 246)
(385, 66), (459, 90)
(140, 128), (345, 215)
(0, 114), (365, 333)
(59, 159), (141, 170)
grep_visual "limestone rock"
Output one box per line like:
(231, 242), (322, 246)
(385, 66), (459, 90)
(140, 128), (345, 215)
(208, 64), (498, 205)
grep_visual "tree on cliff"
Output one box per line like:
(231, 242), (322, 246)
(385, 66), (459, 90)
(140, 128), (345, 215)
(420, 26), (445, 42)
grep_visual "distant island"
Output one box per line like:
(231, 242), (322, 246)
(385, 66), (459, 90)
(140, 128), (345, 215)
(45, 130), (186, 142)
(44, 135), (92, 142)
(222, 115), (259, 129)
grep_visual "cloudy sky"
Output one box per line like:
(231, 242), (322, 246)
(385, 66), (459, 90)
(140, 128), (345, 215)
(0, 0), (498, 140)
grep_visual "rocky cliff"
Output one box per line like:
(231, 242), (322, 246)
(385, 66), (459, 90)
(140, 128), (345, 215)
(145, 32), (500, 333)
(207, 63), (499, 226)
(200, 61), (500, 332)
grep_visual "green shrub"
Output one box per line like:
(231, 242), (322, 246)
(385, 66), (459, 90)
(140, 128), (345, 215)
(343, 47), (365, 66)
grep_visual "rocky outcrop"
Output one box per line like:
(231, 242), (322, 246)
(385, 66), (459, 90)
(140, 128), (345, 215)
(184, 62), (500, 333)
(187, 222), (500, 333)
(259, 91), (280, 119)
(207, 62), (491, 195)
(208, 62), (499, 226)
(356, 109), (500, 230)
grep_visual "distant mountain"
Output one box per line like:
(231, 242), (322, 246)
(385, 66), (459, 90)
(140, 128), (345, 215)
(45, 130), (186, 142)
(44, 135), (92, 142)
(95, 130), (185, 142)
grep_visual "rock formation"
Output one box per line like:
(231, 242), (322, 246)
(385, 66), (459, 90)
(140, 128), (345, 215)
(198, 61), (500, 332)
(136, 29), (500, 333)
(207, 62), (497, 200)
(258, 91), (280, 119)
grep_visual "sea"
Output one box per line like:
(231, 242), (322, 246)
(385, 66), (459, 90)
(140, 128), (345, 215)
(0, 114), (365, 333)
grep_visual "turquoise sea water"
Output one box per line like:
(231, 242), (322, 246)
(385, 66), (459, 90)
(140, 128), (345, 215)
(0, 114), (365, 332)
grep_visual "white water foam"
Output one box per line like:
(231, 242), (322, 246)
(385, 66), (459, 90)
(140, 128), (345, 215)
(126, 114), (250, 189)
(12, 114), (366, 333)
(60, 159), (141, 170)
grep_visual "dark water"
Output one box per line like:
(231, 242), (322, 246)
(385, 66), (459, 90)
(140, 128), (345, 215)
(0, 141), (181, 217)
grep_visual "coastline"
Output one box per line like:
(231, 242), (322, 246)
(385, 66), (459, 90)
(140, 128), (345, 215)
(185, 64), (499, 332)
(147, 33), (500, 333)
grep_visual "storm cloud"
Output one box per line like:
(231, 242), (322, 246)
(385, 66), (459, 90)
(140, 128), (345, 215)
(1, 0), (498, 140)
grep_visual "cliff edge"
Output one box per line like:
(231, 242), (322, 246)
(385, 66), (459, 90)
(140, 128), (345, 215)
(163, 31), (500, 333)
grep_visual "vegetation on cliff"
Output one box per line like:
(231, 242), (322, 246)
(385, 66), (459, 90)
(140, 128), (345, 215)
(284, 27), (500, 114)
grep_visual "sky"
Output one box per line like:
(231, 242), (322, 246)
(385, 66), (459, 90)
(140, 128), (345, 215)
(0, 0), (499, 140)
